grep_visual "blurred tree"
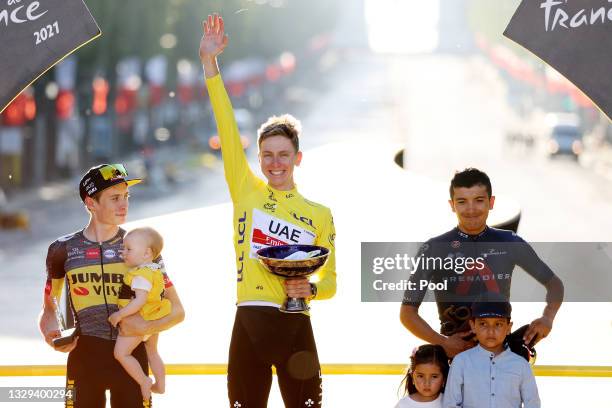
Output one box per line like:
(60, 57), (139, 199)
(467, 1), (539, 59)
(29, 0), (340, 136)
(72, 0), (339, 86)
(467, 0), (521, 47)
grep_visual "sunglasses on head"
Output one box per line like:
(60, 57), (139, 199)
(99, 164), (128, 181)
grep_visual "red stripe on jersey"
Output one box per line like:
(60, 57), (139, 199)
(85, 248), (100, 259)
(252, 228), (288, 247)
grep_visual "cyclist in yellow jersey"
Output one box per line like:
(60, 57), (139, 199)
(200, 13), (336, 407)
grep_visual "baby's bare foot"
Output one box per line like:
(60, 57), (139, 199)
(140, 377), (153, 400)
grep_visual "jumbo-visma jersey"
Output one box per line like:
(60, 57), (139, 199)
(45, 229), (173, 340)
(206, 74), (336, 306)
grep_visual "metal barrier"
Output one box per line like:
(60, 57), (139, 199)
(2, 364), (612, 377)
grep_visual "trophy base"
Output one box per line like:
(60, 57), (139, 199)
(280, 297), (310, 314)
(52, 327), (78, 347)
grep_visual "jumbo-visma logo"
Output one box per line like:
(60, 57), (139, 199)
(69, 272), (124, 297)
(73, 286), (89, 296)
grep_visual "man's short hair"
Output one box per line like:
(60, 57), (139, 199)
(91, 191), (102, 203)
(257, 114), (301, 152)
(450, 168), (492, 199)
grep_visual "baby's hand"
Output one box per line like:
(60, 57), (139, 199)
(108, 312), (123, 327)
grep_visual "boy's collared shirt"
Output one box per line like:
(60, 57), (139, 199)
(443, 344), (540, 408)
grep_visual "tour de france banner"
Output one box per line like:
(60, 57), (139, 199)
(361, 242), (612, 302)
(0, 0), (100, 113)
(504, 0), (612, 120)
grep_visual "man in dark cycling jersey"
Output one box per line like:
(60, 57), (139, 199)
(38, 164), (185, 407)
(400, 168), (564, 358)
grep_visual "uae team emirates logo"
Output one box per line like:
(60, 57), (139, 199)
(249, 209), (315, 258)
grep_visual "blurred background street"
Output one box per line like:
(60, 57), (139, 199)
(1, 0), (611, 406)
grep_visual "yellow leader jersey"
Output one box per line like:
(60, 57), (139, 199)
(206, 74), (336, 305)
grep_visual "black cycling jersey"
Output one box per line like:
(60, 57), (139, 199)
(402, 226), (555, 335)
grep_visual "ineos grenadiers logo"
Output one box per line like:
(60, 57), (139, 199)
(541, 0), (612, 32)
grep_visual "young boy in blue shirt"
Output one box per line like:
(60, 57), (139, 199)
(443, 300), (540, 408)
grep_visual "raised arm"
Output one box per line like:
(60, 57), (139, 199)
(199, 13), (227, 79)
(199, 13), (254, 200)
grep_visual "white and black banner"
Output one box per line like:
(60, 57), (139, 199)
(0, 0), (100, 112)
(504, 0), (612, 120)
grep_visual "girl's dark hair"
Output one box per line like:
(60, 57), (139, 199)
(400, 344), (450, 396)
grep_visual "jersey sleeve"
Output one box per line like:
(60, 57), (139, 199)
(512, 237), (555, 285)
(312, 210), (336, 300)
(205, 74), (256, 202)
(45, 240), (67, 300)
(402, 241), (434, 307)
(154, 255), (173, 289)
